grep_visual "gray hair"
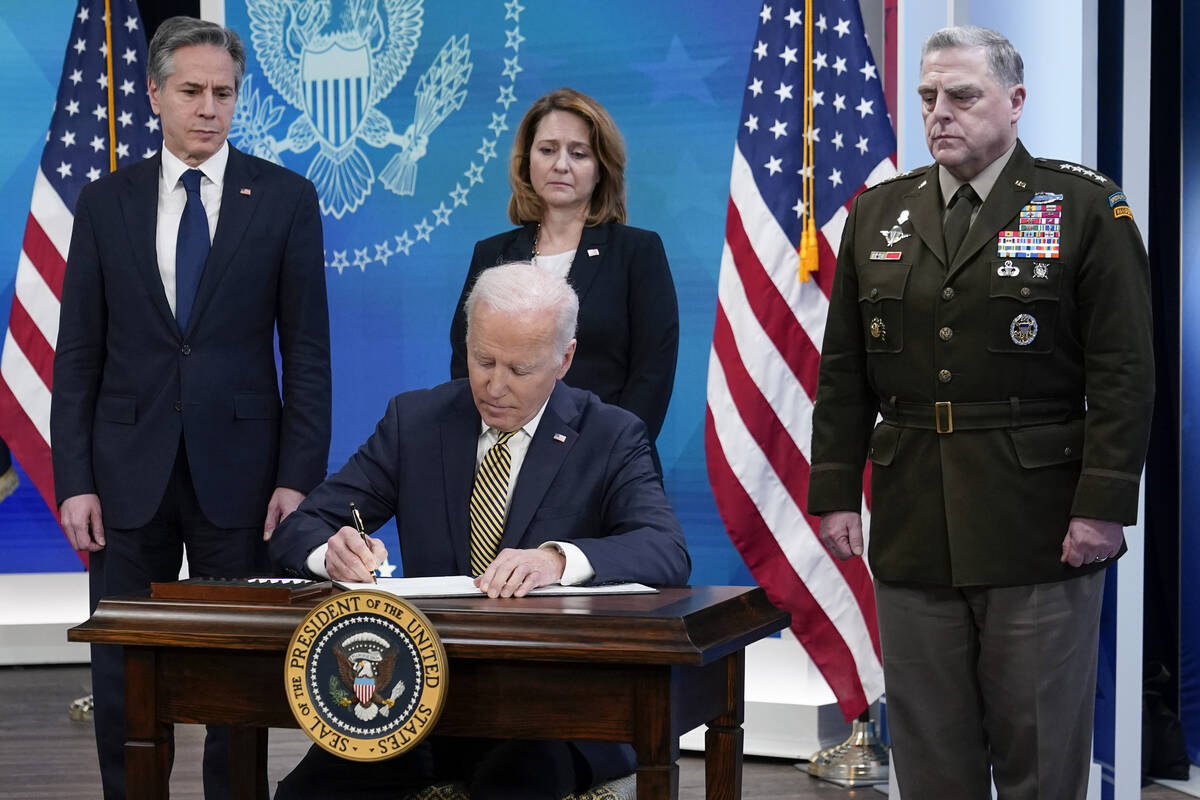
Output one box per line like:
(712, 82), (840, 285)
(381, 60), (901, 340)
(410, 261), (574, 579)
(465, 262), (579, 356)
(922, 25), (1024, 88)
(148, 16), (246, 92)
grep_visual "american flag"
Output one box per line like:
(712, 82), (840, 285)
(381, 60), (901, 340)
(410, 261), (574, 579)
(705, 1), (894, 720)
(0, 0), (159, 561)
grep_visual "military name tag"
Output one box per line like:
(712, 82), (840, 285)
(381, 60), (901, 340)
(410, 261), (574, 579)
(285, 590), (448, 762)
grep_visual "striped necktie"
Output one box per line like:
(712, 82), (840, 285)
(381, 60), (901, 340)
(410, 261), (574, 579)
(468, 430), (517, 576)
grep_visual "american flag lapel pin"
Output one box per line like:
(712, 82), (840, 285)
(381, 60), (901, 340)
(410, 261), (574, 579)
(553, 433), (567, 443)
(240, 187), (252, 195)
(587, 248), (599, 257)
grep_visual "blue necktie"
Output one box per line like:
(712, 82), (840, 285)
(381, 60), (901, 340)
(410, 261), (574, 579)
(175, 168), (209, 331)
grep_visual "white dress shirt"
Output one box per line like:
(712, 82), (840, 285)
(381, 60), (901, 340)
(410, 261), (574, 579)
(155, 143), (227, 315)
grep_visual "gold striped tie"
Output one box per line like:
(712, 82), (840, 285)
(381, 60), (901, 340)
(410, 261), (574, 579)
(468, 430), (517, 576)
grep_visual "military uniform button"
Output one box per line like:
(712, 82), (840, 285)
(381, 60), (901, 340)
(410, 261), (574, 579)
(1020, 287), (1031, 298)
(1064, 447), (1073, 457)
(942, 287), (955, 301)
(938, 369), (952, 383)
(938, 327), (953, 341)
(869, 288), (879, 299)
(173, 400), (182, 412)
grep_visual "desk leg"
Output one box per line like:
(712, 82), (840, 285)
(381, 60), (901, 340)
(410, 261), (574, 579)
(703, 651), (745, 800)
(229, 726), (268, 800)
(634, 666), (679, 800)
(125, 648), (170, 800)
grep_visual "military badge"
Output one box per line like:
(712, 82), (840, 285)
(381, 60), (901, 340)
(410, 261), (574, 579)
(285, 590), (448, 761)
(1033, 263), (1050, 279)
(869, 317), (887, 342)
(879, 210), (911, 247)
(1030, 192), (1064, 204)
(997, 260), (1020, 277)
(1009, 314), (1039, 346)
(869, 251), (902, 261)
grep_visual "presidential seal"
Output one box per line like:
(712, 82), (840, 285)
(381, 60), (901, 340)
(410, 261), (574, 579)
(285, 590), (447, 761)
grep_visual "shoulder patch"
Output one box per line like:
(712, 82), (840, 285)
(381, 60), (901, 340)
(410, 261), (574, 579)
(1035, 158), (1111, 186)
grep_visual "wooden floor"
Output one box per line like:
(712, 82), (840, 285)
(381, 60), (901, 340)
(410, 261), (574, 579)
(0, 664), (1189, 799)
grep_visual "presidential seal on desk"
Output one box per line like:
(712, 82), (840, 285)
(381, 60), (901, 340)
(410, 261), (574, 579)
(285, 590), (448, 761)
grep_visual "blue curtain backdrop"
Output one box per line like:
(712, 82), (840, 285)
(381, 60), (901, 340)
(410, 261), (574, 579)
(0, 0), (761, 585)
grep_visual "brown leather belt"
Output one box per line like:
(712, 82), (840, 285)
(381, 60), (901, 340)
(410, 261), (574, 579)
(880, 397), (1082, 434)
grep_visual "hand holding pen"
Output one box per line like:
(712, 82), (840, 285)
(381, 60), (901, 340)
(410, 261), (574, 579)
(349, 501), (381, 582)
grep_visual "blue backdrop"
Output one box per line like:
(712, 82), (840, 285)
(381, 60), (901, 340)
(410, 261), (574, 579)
(0, 0), (761, 586)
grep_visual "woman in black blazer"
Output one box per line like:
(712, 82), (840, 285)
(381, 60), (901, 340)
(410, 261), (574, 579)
(449, 88), (678, 443)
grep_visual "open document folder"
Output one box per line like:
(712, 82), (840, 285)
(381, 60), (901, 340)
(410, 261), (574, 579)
(334, 575), (657, 598)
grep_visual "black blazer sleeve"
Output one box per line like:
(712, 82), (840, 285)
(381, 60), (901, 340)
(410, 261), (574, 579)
(612, 228), (677, 441)
(51, 184), (106, 503)
(274, 179), (332, 493)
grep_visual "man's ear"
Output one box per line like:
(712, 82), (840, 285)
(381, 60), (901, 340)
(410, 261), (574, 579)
(556, 339), (577, 379)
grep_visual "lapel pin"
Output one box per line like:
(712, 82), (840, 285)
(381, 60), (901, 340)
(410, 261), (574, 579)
(587, 248), (599, 257)
(553, 433), (567, 443)
(240, 187), (252, 195)
(1014, 180), (1027, 188)
(917, 179), (927, 190)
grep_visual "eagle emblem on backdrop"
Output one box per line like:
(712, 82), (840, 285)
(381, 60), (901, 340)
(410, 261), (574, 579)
(238, 0), (473, 218)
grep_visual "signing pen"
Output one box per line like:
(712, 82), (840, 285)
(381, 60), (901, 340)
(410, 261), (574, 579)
(349, 502), (378, 581)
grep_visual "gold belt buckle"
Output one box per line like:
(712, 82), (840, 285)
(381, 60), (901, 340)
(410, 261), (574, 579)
(935, 401), (953, 434)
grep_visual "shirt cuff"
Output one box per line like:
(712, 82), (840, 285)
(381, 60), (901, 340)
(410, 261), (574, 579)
(305, 543), (331, 579)
(540, 541), (594, 586)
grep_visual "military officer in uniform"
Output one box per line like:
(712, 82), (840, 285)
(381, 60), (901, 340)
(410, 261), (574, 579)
(808, 25), (1154, 799)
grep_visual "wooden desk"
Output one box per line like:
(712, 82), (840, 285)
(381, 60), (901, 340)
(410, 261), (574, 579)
(69, 586), (789, 800)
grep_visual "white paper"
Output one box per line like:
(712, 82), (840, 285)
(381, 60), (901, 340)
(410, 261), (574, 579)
(334, 575), (656, 598)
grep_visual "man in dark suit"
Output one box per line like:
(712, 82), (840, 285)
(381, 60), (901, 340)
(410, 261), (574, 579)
(50, 17), (330, 800)
(271, 262), (690, 799)
(808, 25), (1153, 799)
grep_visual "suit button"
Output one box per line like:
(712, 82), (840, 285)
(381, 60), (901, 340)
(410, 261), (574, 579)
(942, 287), (955, 301)
(173, 400), (182, 412)
(181, 344), (191, 355)
(869, 288), (879, 299)
(938, 327), (953, 341)
(938, 369), (952, 383)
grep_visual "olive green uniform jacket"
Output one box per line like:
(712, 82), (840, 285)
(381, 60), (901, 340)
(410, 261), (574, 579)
(807, 141), (1155, 587)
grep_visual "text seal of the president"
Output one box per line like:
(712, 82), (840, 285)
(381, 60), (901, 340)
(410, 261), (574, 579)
(285, 590), (448, 761)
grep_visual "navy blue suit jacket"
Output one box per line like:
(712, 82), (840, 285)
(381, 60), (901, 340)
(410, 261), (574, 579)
(449, 222), (679, 442)
(51, 146), (331, 529)
(270, 379), (690, 585)
(269, 379), (689, 782)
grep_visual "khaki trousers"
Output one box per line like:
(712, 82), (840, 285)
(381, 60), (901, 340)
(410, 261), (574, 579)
(875, 571), (1105, 800)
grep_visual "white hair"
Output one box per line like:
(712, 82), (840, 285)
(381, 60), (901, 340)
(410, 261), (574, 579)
(464, 262), (579, 355)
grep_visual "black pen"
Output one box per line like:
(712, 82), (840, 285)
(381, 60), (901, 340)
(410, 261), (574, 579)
(349, 502), (377, 581)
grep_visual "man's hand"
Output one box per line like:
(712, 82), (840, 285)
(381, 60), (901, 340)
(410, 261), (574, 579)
(60, 493), (105, 552)
(263, 487), (306, 541)
(819, 511), (864, 560)
(475, 547), (566, 598)
(1060, 516), (1124, 567)
(324, 526), (387, 582)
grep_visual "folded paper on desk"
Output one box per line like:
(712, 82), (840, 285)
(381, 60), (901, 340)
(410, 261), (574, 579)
(334, 575), (657, 597)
